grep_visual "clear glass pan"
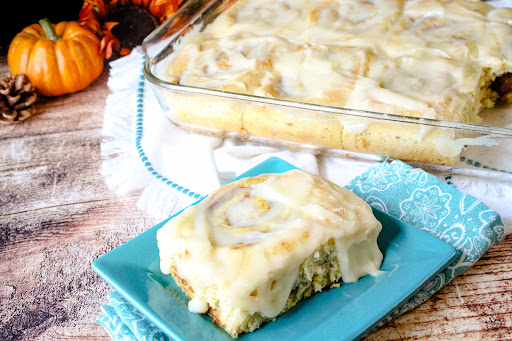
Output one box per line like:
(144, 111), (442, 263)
(142, 0), (512, 180)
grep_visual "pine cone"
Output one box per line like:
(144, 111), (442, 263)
(0, 74), (37, 124)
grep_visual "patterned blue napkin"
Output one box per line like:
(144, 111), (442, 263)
(97, 160), (505, 340)
(344, 160), (505, 323)
(97, 291), (169, 341)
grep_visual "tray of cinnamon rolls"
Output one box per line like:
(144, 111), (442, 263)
(142, 0), (512, 175)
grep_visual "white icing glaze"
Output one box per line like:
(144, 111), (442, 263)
(157, 170), (383, 318)
(188, 297), (209, 313)
(338, 117), (372, 134)
(436, 135), (501, 157)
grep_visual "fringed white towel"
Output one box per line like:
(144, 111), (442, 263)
(100, 48), (512, 235)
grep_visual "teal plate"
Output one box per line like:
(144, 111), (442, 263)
(92, 157), (457, 341)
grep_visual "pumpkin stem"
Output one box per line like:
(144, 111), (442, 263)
(39, 18), (61, 42)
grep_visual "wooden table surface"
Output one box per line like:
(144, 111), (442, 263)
(1, 51), (511, 341)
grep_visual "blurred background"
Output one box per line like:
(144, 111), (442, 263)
(1, 2), (83, 53)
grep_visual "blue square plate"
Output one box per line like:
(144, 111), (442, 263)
(92, 157), (457, 341)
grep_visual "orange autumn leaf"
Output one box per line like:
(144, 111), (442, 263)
(100, 22), (121, 59)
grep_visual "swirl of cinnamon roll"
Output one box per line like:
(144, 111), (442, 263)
(391, 0), (501, 64)
(302, 0), (402, 43)
(207, 0), (304, 38)
(199, 174), (294, 247)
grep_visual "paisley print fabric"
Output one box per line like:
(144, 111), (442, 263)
(345, 160), (504, 323)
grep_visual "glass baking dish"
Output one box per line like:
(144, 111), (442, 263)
(142, 0), (512, 179)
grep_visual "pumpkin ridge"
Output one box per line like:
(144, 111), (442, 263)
(53, 22), (68, 40)
(57, 40), (82, 92)
(75, 37), (103, 85)
(76, 39), (96, 89)
(28, 40), (63, 96)
(22, 24), (45, 40)
(8, 36), (36, 74)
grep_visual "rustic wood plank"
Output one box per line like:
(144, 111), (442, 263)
(0, 55), (110, 139)
(364, 234), (512, 341)
(0, 196), (158, 341)
(37, 324), (111, 341)
(0, 127), (138, 216)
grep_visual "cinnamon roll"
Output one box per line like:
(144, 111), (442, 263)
(157, 169), (383, 338)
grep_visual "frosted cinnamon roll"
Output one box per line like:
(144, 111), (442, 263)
(387, 0), (512, 72)
(157, 169), (383, 338)
(163, 33), (289, 133)
(301, 0), (403, 44)
(339, 53), (488, 165)
(255, 45), (371, 105)
(206, 0), (306, 38)
(354, 52), (487, 123)
(165, 33), (284, 93)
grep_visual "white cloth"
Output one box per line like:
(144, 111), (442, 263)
(100, 48), (512, 235)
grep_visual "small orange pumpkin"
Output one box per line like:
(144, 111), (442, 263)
(8, 18), (104, 97)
